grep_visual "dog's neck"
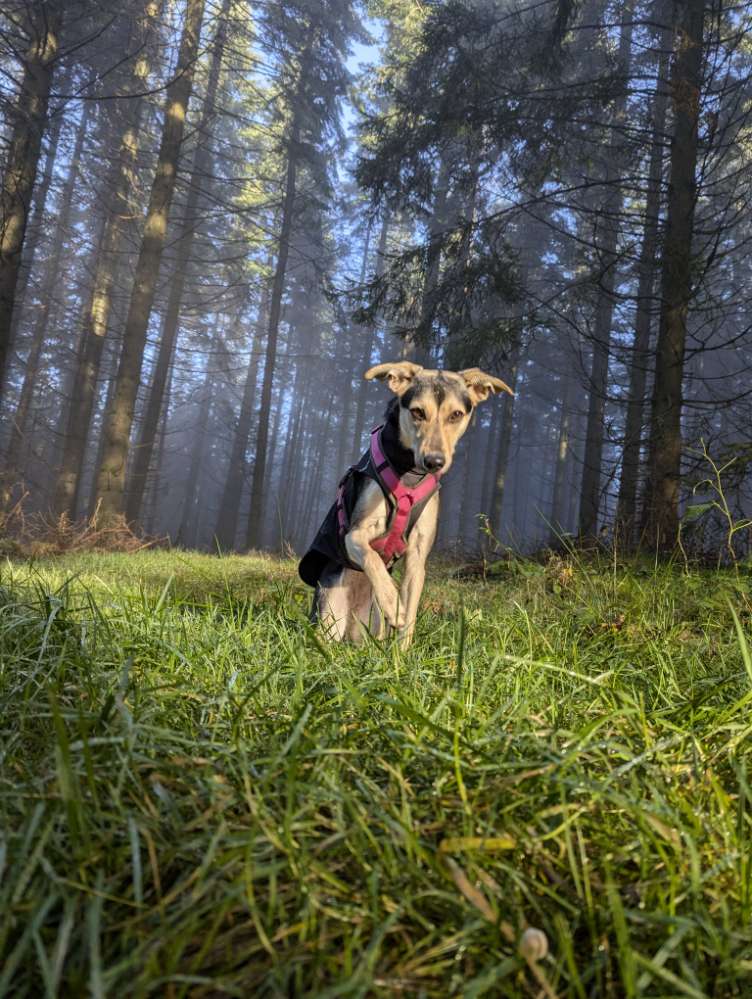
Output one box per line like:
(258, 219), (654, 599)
(382, 398), (420, 476)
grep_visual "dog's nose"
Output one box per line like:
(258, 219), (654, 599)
(424, 453), (445, 472)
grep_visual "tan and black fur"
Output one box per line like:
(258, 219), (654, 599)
(313, 362), (512, 647)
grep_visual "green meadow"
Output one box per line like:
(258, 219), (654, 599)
(2, 550), (752, 997)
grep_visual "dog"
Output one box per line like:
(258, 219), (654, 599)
(298, 362), (513, 647)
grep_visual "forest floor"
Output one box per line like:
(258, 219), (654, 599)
(2, 549), (752, 997)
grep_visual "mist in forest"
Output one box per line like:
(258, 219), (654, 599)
(1, 0), (750, 555)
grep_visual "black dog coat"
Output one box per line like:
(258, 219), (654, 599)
(298, 424), (439, 588)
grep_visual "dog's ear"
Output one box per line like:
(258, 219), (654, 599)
(459, 368), (514, 405)
(364, 361), (423, 396)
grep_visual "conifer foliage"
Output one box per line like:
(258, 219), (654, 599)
(1, 0), (752, 554)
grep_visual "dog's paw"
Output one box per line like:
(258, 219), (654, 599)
(391, 605), (407, 631)
(381, 605), (404, 631)
(398, 626), (414, 650)
(373, 584), (404, 631)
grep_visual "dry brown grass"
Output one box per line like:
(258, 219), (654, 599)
(0, 496), (163, 557)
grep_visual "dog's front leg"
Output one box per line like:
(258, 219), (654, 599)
(314, 567), (352, 641)
(343, 483), (404, 630)
(345, 529), (404, 630)
(398, 558), (424, 649)
(398, 494), (438, 649)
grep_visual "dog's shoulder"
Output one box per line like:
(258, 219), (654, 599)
(349, 476), (390, 536)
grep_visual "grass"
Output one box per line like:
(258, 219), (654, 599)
(2, 548), (752, 996)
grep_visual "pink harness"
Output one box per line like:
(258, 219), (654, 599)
(336, 425), (439, 569)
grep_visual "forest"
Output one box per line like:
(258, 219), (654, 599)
(5, 1), (752, 996)
(2, 0), (750, 555)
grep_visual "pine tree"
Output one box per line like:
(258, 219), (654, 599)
(0, 3), (63, 400)
(244, 0), (360, 548)
(52, 0), (161, 517)
(126, 0), (231, 524)
(577, 3), (635, 537)
(643, 0), (706, 546)
(93, 0), (206, 522)
(4, 102), (91, 484)
(615, 6), (673, 538)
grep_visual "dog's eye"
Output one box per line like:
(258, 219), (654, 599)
(410, 407), (426, 421)
(448, 410), (464, 423)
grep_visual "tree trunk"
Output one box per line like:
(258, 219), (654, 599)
(4, 102), (91, 482)
(351, 211), (390, 451)
(0, 6), (62, 399)
(178, 367), (213, 546)
(144, 365), (172, 535)
(403, 157), (451, 364)
(549, 372), (574, 541)
(126, 0), (230, 524)
(577, 7), (634, 537)
(52, 1), (158, 517)
(88, 365), (118, 520)
(480, 402), (501, 516)
(7, 67), (70, 353)
(213, 283), (270, 549)
(261, 346), (293, 545)
(297, 400), (335, 548)
(489, 340), (520, 535)
(334, 224), (373, 472)
(279, 394), (307, 532)
(455, 436), (473, 545)
(245, 49), (311, 549)
(93, 0), (206, 522)
(643, 0), (705, 547)
(566, 410), (584, 530)
(616, 12), (673, 540)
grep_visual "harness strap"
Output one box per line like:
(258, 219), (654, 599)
(334, 426), (439, 569)
(368, 426), (438, 566)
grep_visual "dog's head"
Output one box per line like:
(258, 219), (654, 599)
(364, 361), (514, 475)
